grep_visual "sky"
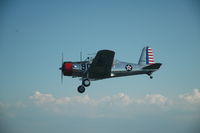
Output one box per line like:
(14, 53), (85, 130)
(0, 0), (200, 133)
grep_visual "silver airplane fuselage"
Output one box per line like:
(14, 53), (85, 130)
(60, 46), (162, 93)
(71, 60), (158, 80)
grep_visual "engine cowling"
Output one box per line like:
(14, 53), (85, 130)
(62, 62), (73, 76)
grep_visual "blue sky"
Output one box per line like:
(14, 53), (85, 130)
(0, 0), (200, 133)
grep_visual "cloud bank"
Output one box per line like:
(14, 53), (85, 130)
(29, 91), (169, 106)
(27, 91), (169, 118)
(180, 89), (200, 104)
(1, 89), (200, 118)
(26, 89), (200, 117)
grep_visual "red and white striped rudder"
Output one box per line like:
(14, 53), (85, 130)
(147, 47), (154, 64)
(138, 46), (155, 65)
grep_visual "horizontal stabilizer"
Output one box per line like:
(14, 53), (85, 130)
(143, 63), (162, 70)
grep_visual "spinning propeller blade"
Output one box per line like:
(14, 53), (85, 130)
(80, 51), (82, 62)
(60, 53), (64, 84)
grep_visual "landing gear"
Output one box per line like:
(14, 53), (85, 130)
(82, 78), (90, 87)
(147, 72), (153, 79)
(77, 85), (85, 93)
(77, 78), (91, 93)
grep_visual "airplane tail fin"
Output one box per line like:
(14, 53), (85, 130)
(138, 46), (155, 65)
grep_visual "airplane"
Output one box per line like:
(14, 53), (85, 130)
(59, 46), (162, 93)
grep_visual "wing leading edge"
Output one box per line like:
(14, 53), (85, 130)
(88, 50), (115, 79)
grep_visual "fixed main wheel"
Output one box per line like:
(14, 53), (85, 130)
(77, 85), (85, 93)
(82, 79), (90, 87)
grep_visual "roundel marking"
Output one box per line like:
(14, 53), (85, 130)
(125, 64), (133, 71)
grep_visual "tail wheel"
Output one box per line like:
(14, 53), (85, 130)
(147, 72), (153, 79)
(82, 79), (90, 87)
(77, 85), (85, 93)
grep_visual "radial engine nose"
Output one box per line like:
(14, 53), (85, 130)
(61, 62), (73, 76)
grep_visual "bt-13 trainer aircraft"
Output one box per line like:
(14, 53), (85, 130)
(59, 46), (162, 93)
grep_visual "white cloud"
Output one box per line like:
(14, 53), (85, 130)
(28, 91), (170, 117)
(30, 91), (168, 107)
(179, 89), (200, 104)
(29, 91), (55, 104)
(29, 91), (97, 105)
(2, 89), (200, 118)
(99, 93), (133, 106)
(29, 91), (99, 117)
(140, 94), (168, 105)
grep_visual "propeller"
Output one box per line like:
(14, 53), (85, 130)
(59, 53), (64, 84)
(80, 51), (82, 62)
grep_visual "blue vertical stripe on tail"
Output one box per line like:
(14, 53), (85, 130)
(146, 46), (149, 64)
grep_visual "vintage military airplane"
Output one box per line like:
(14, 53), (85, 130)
(59, 46), (162, 93)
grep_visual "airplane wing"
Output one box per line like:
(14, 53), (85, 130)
(142, 63), (162, 70)
(88, 50), (115, 79)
